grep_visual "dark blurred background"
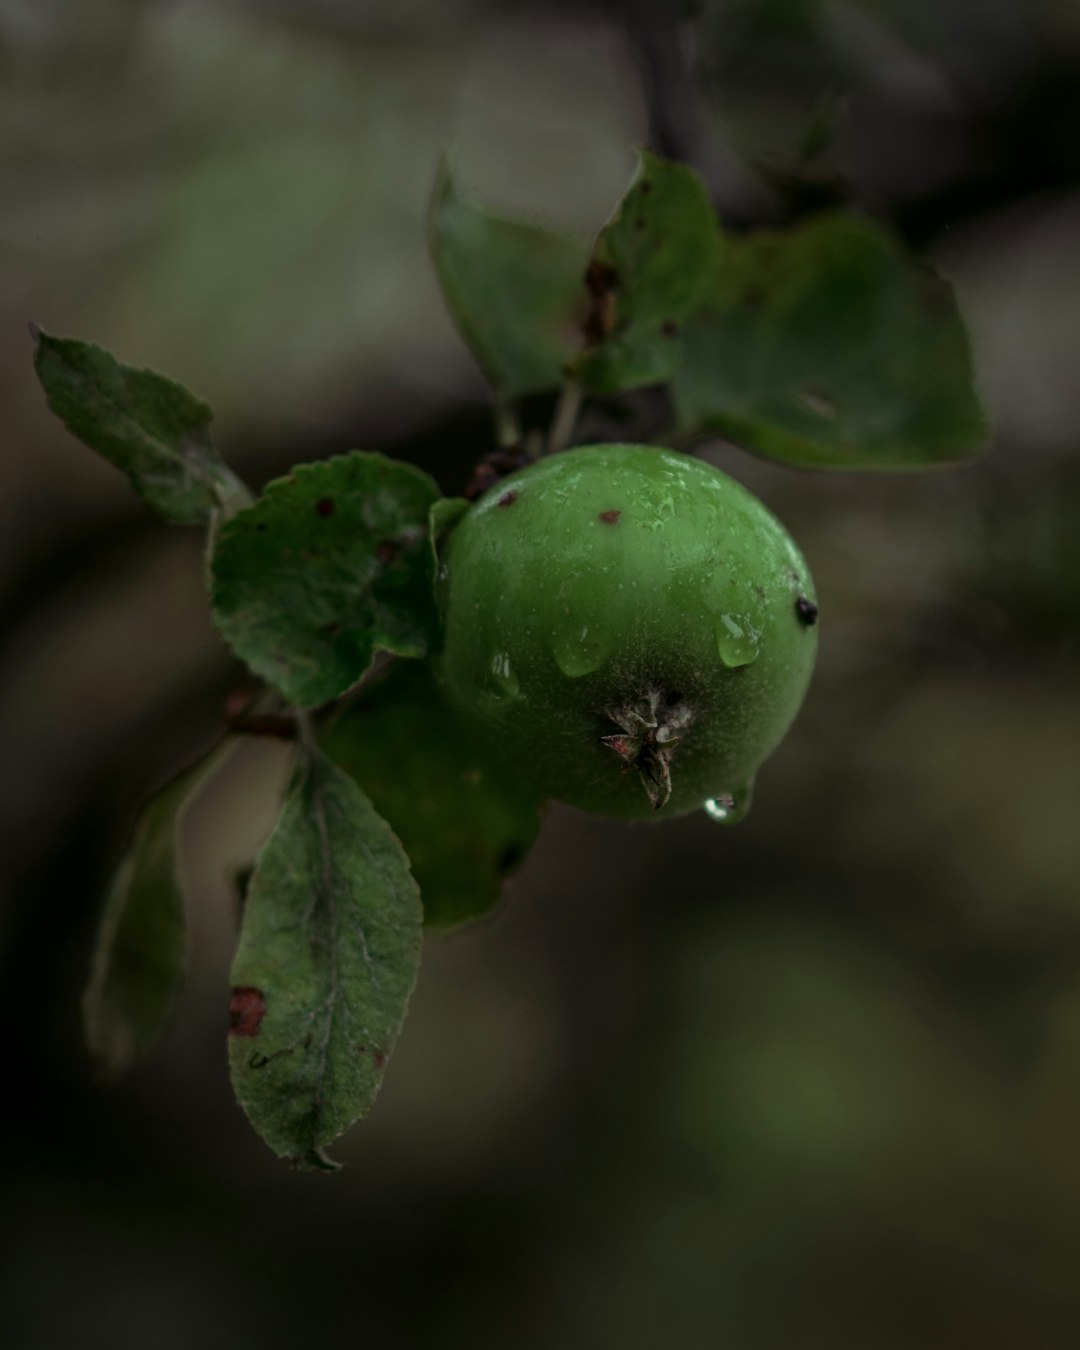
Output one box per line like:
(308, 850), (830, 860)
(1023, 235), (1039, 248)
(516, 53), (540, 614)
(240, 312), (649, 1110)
(4, 1), (1080, 1346)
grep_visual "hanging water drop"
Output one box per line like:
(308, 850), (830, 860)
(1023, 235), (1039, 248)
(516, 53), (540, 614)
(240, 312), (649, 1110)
(703, 795), (733, 822)
(703, 780), (754, 825)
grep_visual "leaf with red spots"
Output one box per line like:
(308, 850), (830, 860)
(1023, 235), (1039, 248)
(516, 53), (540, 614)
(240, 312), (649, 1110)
(429, 160), (589, 397)
(228, 987), (267, 1037)
(32, 328), (251, 524)
(83, 738), (236, 1078)
(573, 149), (720, 394)
(673, 213), (988, 468)
(211, 452), (442, 707)
(228, 747), (422, 1170)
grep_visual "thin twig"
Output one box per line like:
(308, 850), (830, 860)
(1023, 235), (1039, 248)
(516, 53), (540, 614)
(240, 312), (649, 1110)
(295, 708), (318, 756)
(492, 391), (522, 449)
(547, 379), (583, 455)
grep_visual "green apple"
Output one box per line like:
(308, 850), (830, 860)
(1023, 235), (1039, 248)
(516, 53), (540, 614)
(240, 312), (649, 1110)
(435, 444), (818, 821)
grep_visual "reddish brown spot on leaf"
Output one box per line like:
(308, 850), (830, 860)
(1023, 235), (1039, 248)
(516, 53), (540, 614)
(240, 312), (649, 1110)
(598, 509), (621, 525)
(497, 489), (519, 509)
(315, 498), (335, 517)
(585, 260), (618, 298)
(583, 261), (619, 345)
(376, 539), (399, 564)
(373, 1050), (386, 1069)
(229, 987), (266, 1037)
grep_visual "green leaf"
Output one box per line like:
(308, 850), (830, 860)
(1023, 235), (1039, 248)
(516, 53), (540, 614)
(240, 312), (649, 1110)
(83, 739), (234, 1078)
(321, 663), (542, 930)
(672, 212), (988, 468)
(573, 149), (720, 394)
(228, 746), (422, 1168)
(429, 495), (470, 609)
(211, 452), (442, 707)
(32, 328), (251, 523)
(430, 495), (470, 548)
(428, 159), (588, 396)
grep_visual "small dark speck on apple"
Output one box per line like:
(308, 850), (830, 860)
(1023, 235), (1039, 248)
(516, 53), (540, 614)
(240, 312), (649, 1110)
(796, 596), (819, 625)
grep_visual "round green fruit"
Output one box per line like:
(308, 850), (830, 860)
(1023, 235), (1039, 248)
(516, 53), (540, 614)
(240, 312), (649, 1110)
(435, 443), (818, 821)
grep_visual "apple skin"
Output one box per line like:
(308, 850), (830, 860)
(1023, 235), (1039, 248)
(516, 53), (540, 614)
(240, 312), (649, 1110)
(434, 443), (818, 821)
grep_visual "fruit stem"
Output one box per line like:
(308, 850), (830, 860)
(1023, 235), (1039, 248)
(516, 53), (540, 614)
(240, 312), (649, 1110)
(492, 391), (522, 449)
(547, 378), (583, 455)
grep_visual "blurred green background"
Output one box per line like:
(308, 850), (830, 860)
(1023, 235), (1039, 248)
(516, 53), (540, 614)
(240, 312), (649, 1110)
(4, 1), (1080, 1346)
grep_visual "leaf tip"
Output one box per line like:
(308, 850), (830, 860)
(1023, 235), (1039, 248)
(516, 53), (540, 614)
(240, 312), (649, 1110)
(84, 1038), (130, 1086)
(428, 148), (460, 228)
(632, 143), (655, 169)
(228, 986), (267, 1038)
(290, 1147), (344, 1175)
(82, 998), (136, 1085)
(436, 144), (459, 179)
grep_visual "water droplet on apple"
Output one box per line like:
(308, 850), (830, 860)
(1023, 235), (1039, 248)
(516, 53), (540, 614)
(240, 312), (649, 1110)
(714, 613), (760, 668)
(487, 652), (521, 699)
(549, 624), (607, 678)
(703, 780), (754, 825)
